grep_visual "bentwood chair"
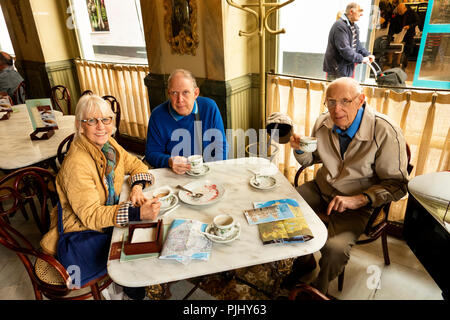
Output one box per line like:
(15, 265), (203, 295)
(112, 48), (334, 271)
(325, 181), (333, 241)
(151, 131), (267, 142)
(293, 143), (413, 291)
(102, 95), (121, 139)
(81, 89), (93, 96)
(12, 81), (26, 105)
(51, 85), (72, 115)
(0, 167), (111, 300)
(56, 133), (75, 168)
(289, 283), (330, 300)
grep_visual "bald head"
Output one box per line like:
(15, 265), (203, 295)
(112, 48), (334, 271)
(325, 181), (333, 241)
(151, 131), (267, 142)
(0, 52), (13, 68)
(326, 77), (362, 98)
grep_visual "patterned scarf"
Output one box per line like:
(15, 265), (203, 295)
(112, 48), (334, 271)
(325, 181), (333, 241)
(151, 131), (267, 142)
(101, 142), (119, 205)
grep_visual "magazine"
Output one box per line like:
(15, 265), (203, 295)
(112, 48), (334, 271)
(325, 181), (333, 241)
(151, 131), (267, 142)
(243, 203), (295, 225)
(0, 97), (12, 112)
(159, 219), (212, 265)
(254, 198), (314, 245)
(25, 98), (58, 130)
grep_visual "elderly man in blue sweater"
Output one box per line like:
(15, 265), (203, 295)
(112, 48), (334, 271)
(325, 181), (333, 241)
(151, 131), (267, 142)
(145, 69), (228, 174)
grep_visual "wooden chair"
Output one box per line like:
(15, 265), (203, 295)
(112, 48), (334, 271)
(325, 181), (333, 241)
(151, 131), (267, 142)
(12, 81), (26, 105)
(56, 133), (75, 167)
(0, 167), (111, 300)
(81, 90), (93, 96)
(293, 143), (413, 291)
(51, 85), (71, 115)
(289, 283), (330, 300)
(102, 95), (121, 139)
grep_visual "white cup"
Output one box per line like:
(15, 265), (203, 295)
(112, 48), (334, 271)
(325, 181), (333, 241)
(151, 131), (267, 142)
(188, 154), (203, 174)
(151, 186), (174, 207)
(299, 136), (317, 153)
(212, 214), (235, 238)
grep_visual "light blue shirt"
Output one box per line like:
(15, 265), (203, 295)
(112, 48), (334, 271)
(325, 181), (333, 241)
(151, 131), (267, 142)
(169, 100), (198, 121)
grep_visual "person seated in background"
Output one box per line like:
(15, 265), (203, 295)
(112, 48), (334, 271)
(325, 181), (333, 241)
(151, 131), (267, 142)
(41, 94), (161, 300)
(287, 77), (409, 294)
(388, 3), (420, 68)
(0, 51), (24, 103)
(145, 69), (228, 174)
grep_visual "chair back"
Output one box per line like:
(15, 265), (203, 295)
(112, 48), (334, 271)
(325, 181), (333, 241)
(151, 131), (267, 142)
(0, 167), (110, 299)
(81, 89), (93, 96)
(12, 81), (26, 105)
(102, 95), (121, 139)
(51, 85), (71, 115)
(57, 133), (75, 167)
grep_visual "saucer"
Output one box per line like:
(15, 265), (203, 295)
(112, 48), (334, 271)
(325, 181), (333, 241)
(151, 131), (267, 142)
(204, 223), (241, 243)
(186, 164), (210, 177)
(249, 175), (277, 190)
(160, 194), (179, 211)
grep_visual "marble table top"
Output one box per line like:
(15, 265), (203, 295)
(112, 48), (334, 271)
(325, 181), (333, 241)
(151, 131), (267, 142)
(108, 157), (328, 287)
(0, 104), (75, 170)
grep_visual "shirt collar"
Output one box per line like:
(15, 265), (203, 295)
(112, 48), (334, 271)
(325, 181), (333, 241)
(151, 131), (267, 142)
(342, 14), (353, 26)
(169, 100), (198, 121)
(333, 105), (365, 138)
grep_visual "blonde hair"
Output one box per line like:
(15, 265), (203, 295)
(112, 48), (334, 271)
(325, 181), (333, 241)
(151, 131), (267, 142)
(74, 94), (116, 137)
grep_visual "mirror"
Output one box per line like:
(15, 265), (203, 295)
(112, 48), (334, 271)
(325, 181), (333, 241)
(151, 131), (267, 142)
(164, 0), (199, 55)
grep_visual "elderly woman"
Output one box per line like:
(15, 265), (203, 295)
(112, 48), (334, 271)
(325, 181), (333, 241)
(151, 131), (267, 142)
(41, 94), (160, 299)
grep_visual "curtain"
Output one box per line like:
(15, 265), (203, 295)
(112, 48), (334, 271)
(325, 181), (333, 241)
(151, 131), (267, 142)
(267, 74), (450, 223)
(74, 59), (151, 139)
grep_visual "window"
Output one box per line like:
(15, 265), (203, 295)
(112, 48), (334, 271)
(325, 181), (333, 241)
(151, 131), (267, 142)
(413, 0), (450, 89)
(277, 0), (374, 82)
(69, 0), (147, 64)
(0, 5), (14, 55)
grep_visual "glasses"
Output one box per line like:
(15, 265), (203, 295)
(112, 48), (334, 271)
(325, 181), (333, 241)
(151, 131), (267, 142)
(168, 90), (193, 98)
(81, 117), (113, 126)
(325, 94), (361, 110)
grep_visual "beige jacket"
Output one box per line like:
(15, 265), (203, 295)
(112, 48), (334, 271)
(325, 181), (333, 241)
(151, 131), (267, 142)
(294, 104), (409, 208)
(41, 134), (153, 255)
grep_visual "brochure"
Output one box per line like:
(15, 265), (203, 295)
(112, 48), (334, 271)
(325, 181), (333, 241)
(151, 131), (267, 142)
(25, 98), (58, 130)
(159, 219), (212, 265)
(244, 203), (295, 225)
(254, 198), (314, 245)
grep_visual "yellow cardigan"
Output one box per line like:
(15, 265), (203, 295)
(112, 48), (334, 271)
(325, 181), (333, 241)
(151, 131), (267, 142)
(41, 134), (153, 255)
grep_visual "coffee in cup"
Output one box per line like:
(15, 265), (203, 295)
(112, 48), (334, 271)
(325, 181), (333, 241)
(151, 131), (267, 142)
(187, 154), (203, 174)
(212, 214), (235, 238)
(151, 186), (174, 207)
(299, 136), (317, 153)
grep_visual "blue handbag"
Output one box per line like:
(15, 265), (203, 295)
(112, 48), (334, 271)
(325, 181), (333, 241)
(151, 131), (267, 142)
(56, 202), (112, 287)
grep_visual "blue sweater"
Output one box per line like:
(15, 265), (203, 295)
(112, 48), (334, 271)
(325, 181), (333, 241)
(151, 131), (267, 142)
(145, 96), (228, 168)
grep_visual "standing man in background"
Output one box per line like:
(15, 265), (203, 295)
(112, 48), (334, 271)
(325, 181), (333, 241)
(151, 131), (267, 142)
(323, 2), (375, 80)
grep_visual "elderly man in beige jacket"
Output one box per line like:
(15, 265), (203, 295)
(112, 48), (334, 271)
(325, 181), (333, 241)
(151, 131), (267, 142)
(289, 77), (409, 294)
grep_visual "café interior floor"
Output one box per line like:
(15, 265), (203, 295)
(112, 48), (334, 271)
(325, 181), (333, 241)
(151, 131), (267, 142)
(0, 211), (444, 301)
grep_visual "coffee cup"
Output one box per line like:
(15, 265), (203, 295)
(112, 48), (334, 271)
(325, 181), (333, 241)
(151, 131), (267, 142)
(188, 154), (203, 174)
(299, 136), (317, 153)
(211, 214), (235, 238)
(151, 186), (174, 207)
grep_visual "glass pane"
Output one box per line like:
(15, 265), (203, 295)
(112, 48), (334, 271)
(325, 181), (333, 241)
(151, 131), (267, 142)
(418, 33), (450, 81)
(71, 0), (147, 64)
(429, 0), (450, 25)
(0, 6), (14, 54)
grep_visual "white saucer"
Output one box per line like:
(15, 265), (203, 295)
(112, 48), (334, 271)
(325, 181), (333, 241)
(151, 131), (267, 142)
(204, 223), (241, 243)
(249, 175), (277, 190)
(160, 194), (178, 211)
(186, 164), (210, 177)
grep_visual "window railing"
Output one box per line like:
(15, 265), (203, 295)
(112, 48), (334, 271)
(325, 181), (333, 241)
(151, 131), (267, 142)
(74, 59), (150, 139)
(267, 73), (450, 223)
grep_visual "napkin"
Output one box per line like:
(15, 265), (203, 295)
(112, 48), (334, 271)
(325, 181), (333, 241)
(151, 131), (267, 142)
(131, 227), (156, 243)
